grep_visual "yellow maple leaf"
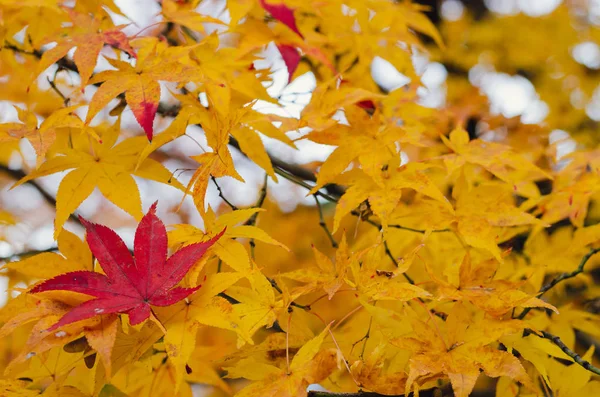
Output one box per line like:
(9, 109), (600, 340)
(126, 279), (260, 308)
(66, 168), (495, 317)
(169, 207), (287, 274)
(36, 9), (135, 89)
(224, 325), (337, 397)
(333, 160), (452, 232)
(441, 127), (551, 198)
(13, 121), (184, 238)
(0, 106), (85, 165)
(392, 304), (533, 397)
(281, 234), (355, 299)
(427, 254), (558, 317)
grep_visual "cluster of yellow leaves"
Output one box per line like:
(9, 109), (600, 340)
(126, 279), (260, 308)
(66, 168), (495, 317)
(0, 1), (600, 397)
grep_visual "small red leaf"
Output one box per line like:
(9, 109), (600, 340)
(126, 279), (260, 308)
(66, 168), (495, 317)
(30, 203), (224, 331)
(260, 0), (303, 38)
(277, 44), (301, 83)
(357, 100), (376, 111)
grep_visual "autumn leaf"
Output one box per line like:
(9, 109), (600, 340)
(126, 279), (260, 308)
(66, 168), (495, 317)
(13, 120), (184, 238)
(224, 324), (337, 397)
(332, 160), (453, 232)
(392, 304), (533, 397)
(281, 234), (355, 299)
(441, 127), (551, 197)
(169, 206), (287, 274)
(86, 38), (195, 140)
(36, 9), (135, 89)
(259, 0), (303, 38)
(426, 254), (558, 317)
(0, 106), (85, 165)
(161, 0), (226, 35)
(29, 203), (223, 331)
(348, 243), (431, 302)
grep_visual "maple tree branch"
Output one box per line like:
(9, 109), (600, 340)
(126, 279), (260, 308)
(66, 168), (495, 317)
(46, 74), (71, 106)
(0, 246), (58, 261)
(517, 247), (600, 320)
(0, 165), (81, 225)
(245, 173), (269, 259)
(307, 386), (457, 397)
(533, 329), (600, 376)
(270, 165), (339, 202)
(3, 41), (78, 75)
(211, 176), (238, 211)
(314, 195), (338, 248)
(384, 240), (415, 284)
(267, 276), (311, 311)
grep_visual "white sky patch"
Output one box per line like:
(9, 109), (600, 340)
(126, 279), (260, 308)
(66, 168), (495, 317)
(572, 41), (600, 70)
(441, 0), (465, 21)
(371, 56), (411, 92)
(471, 69), (547, 122)
(485, 0), (562, 16)
(586, 85), (600, 121)
(419, 62), (448, 108)
(549, 129), (577, 161)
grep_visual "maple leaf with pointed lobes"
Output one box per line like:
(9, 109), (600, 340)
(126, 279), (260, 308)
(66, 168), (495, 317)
(0, 106), (84, 165)
(86, 38), (196, 140)
(13, 119), (185, 239)
(29, 203), (224, 331)
(36, 9), (136, 90)
(281, 234), (355, 299)
(392, 304), (534, 397)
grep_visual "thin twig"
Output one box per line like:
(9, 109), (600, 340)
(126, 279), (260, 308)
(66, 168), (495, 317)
(314, 195), (338, 248)
(517, 247), (600, 319)
(0, 246), (58, 261)
(532, 329), (600, 376)
(245, 174), (269, 259)
(388, 224), (450, 233)
(267, 277), (311, 311)
(273, 167), (339, 203)
(46, 75), (70, 106)
(210, 176), (237, 211)
(350, 305), (374, 360)
(384, 240), (415, 284)
(0, 165), (81, 225)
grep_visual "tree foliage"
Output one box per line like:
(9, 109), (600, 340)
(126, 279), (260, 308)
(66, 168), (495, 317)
(0, 0), (600, 396)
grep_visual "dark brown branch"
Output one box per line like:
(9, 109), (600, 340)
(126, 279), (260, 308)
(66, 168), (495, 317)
(532, 329), (600, 376)
(0, 246), (58, 261)
(210, 176), (238, 211)
(307, 386), (457, 397)
(245, 173), (269, 259)
(0, 164), (80, 225)
(314, 195), (338, 248)
(517, 247), (600, 319)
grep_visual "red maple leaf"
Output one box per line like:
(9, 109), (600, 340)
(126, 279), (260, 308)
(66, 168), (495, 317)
(259, 0), (303, 38)
(30, 202), (223, 331)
